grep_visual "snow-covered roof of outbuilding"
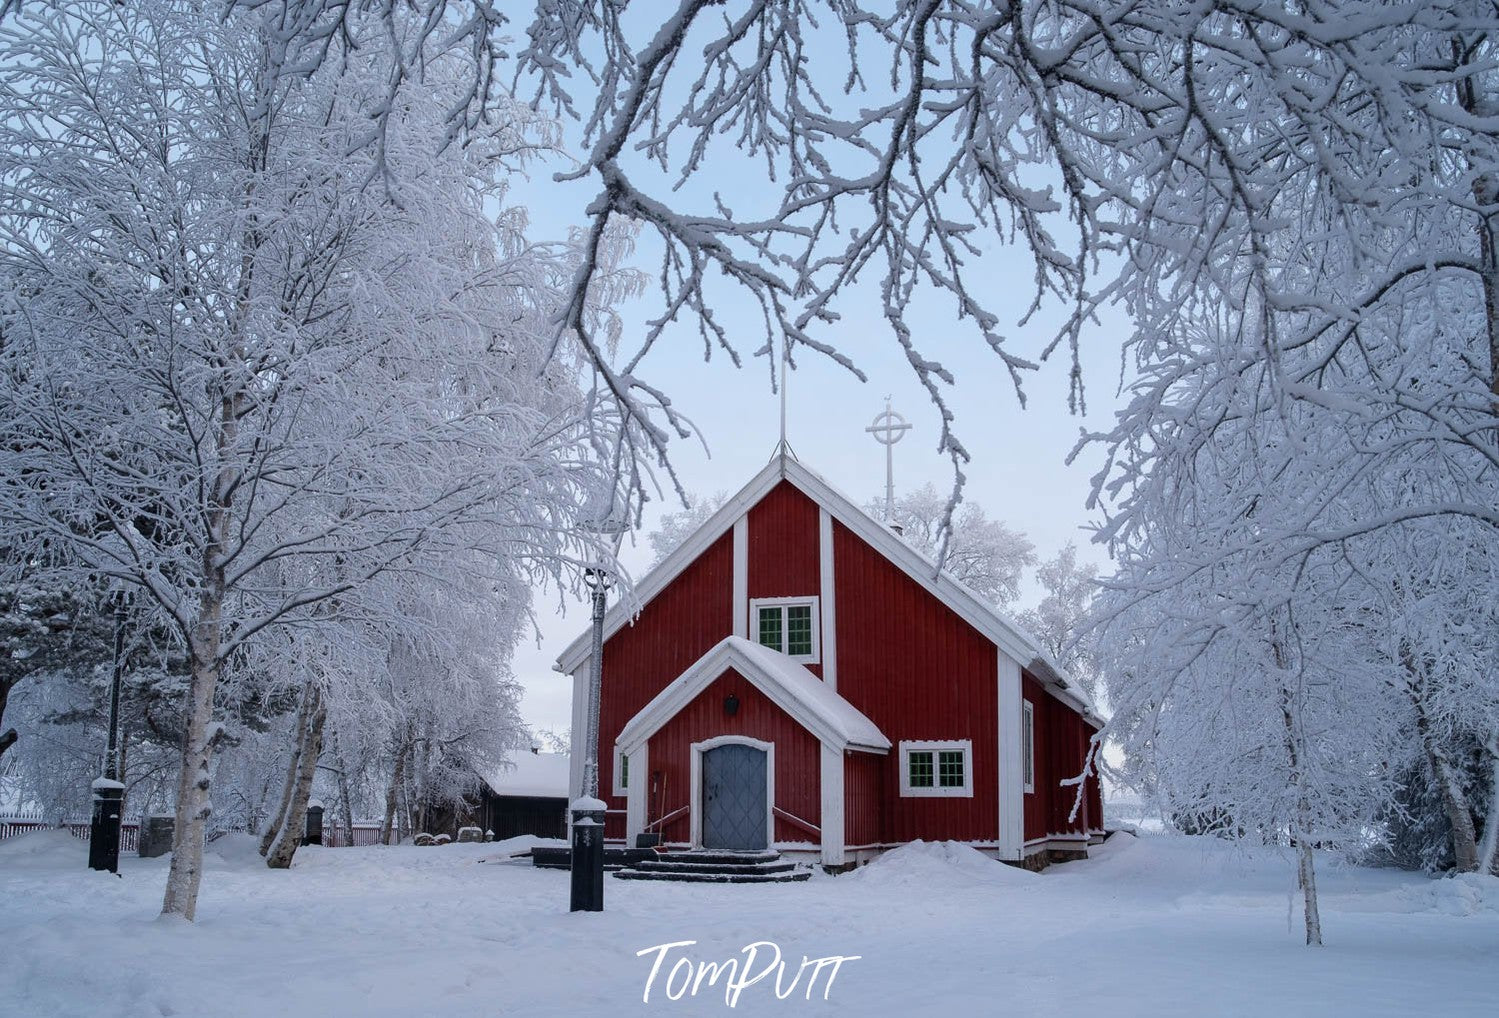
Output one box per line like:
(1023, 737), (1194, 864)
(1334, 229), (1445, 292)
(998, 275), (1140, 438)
(557, 453), (1104, 728)
(616, 636), (890, 754)
(478, 750), (570, 800)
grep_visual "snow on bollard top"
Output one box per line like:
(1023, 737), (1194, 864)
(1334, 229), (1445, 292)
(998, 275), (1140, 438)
(91, 778), (125, 791)
(570, 796), (607, 812)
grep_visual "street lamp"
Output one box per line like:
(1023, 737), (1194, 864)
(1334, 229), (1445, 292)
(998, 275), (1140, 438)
(88, 598), (126, 873)
(571, 510), (627, 913)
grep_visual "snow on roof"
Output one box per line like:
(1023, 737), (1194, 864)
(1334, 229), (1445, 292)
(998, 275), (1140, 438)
(726, 637), (889, 750)
(478, 751), (570, 800)
(616, 636), (891, 753)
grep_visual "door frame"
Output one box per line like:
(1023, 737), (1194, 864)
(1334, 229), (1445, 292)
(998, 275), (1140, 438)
(690, 735), (775, 850)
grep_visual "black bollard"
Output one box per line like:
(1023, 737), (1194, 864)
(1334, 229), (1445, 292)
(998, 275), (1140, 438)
(87, 778), (124, 874)
(569, 797), (606, 912)
(302, 802), (324, 846)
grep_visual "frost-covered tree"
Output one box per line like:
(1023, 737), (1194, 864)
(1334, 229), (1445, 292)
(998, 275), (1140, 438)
(869, 483), (1035, 609)
(1016, 544), (1099, 702)
(0, 2), (629, 919)
(0, 570), (114, 765)
(1092, 266), (1499, 938)
(179, 2), (1499, 539)
(647, 492), (726, 567)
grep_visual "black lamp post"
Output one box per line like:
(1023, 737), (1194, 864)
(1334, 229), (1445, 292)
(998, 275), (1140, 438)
(571, 511), (626, 913)
(88, 600), (126, 873)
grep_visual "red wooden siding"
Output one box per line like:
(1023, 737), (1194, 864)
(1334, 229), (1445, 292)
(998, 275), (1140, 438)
(1022, 672), (1102, 842)
(844, 750), (885, 849)
(832, 520), (999, 843)
(746, 481), (823, 679)
(746, 481), (821, 600)
(645, 668), (822, 846)
(597, 531), (733, 839)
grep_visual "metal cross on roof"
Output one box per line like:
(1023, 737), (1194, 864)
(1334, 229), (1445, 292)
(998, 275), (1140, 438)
(865, 398), (911, 520)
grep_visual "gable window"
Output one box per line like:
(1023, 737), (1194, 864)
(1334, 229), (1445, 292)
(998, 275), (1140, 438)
(1022, 700), (1035, 794)
(749, 597), (820, 662)
(899, 740), (973, 798)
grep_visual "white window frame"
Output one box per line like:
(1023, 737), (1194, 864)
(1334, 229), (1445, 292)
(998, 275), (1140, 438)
(1022, 700), (1035, 794)
(748, 596), (821, 663)
(613, 745), (629, 796)
(898, 739), (973, 798)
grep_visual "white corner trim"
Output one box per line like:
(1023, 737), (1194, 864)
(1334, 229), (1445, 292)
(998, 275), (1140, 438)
(820, 744), (844, 867)
(818, 508), (837, 691)
(568, 668), (587, 801)
(898, 739), (975, 798)
(624, 742), (648, 842)
(690, 735), (775, 851)
(997, 652), (1023, 861)
(732, 516), (748, 639)
(747, 595), (821, 663)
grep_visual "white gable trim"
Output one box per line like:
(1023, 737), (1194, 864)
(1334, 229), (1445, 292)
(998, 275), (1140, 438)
(616, 637), (890, 757)
(555, 456), (1102, 727)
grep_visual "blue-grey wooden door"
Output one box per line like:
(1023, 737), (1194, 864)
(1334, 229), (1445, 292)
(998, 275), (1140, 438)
(701, 744), (768, 850)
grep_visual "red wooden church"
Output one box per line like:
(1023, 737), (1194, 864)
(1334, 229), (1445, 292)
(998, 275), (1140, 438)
(556, 455), (1105, 870)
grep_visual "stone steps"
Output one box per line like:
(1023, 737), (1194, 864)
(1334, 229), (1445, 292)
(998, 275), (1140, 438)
(614, 867), (810, 884)
(632, 858), (799, 876)
(612, 849), (810, 884)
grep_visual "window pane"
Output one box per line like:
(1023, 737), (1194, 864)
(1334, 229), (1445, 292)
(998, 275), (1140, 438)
(786, 604), (813, 656)
(757, 607), (782, 650)
(908, 750), (934, 788)
(938, 750), (965, 788)
(621, 754), (628, 789)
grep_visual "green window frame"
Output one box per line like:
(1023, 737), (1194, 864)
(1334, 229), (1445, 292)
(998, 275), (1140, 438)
(900, 741), (973, 798)
(750, 597), (820, 661)
(908, 750), (935, 788)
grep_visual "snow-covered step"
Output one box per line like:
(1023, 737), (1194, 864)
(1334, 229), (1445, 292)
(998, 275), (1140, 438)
(632, 858), (799, 876)
(649, 849), (783, 866)
(611, 849), (810, 883)
(613, 867), (810, 884)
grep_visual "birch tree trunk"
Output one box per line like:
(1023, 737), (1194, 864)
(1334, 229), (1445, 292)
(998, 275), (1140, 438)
(1478, 735), (1499, 876)
(1404, 653), (1482, 871)
(260, 685), (314, 856)
(1274, 634), (1322, 946)
(160, 601), (225, 920)
(1296, 840), (1323, 946)
(330, 730), (356, 848)
(267, 687), (325, 869)
(380, 746), (407, 846)
(161, 382), (240, 920)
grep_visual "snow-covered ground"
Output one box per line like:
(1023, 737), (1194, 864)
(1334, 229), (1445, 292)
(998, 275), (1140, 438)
(3, 830), (1495, 1017)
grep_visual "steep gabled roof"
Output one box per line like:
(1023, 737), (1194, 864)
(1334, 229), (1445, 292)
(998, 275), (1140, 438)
(616, 636), (890, 753)
(556, 454), (1103, 727)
